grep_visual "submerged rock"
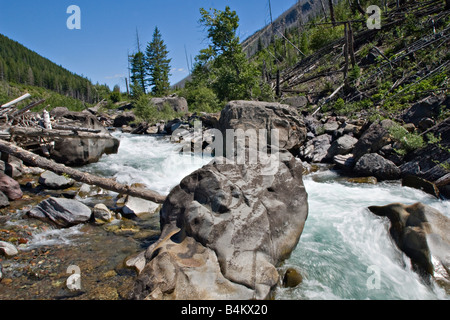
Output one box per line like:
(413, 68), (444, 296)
(368, 202), (450, 288)
(132, 149), (308, 300)
(27, 197), (92, 228)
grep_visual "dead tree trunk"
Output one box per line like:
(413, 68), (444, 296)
(328, 0), (336, 27)
(0, 139), (166, 204)
(10, 127), (113, 140)
(319, 0), (329, 22)
(348, 22), (356, 68)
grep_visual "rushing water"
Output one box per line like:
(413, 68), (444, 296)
(82, 132), (450, 300)
(276, 171), (450, 300)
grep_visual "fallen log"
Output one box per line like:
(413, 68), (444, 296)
(0, 139), (166, 204)
(1, 93), (31, 109)
(10, 99), (46, 119)
(435, 173), (450, 188)
(51, 125), (102, 133)
(10, 127), (113, 140)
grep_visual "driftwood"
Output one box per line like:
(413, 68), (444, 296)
(435, 173), (450, 188)
(51, 125), (101, 133)
(312, 83), (345, 116)
(10, 99), (46, 119)
(0, 93), (31, 109)
(10, 127), (114, 140)
(0, 139), (166, 204)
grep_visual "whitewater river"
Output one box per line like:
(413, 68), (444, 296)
(85, 132), (449, 300)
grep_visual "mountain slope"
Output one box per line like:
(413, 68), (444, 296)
(0, 33), (102, 104)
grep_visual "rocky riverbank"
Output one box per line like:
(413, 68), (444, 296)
(0, 97), (449, 299)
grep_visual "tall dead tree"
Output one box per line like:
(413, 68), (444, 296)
(328, 0), (336, 27)
(348, 22), (356, 68)
(319, 0), (329, 22)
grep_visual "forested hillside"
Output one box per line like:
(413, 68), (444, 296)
(0, 33), (109, 106)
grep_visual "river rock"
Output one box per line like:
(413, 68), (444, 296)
(218, 100), (307, 154)
(304, 116), (324, 136)
(326, 135), (358, 159)
(0, 172), (22, 200)
(38, 171), (74, 189)
(93, 203), (113, 223)
(0, 241), (18, 258)
(132, 149), (308, 300)
(352, 119), (395, 161)
(51, 111), (120, 166)
(353, 153), (401, 181)
(282, 268), (303, 288)
(0, 191), (9, 208)
(27, 197), (92, 228)
(0, 154), (23, 178)
(368, 202), (450, 287)
(121, 196), (160, 217)
(301, 134), (332, 163)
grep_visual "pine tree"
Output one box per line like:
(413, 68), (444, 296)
(129, 51), (147, 96)
(145, 27), (172, 97)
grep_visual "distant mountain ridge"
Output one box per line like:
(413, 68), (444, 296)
(241, 0), (326, 58)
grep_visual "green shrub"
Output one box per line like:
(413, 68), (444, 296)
(134, 95), (183, 124)
(389, 124), (424, 155)
(110, 91), (121, 103)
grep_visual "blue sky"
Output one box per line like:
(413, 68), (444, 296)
(0, 0), (297, 91)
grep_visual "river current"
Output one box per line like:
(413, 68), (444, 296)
(81, 132), (450, 299)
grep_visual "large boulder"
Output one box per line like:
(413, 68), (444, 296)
(50, 111), (120, 166)
(131, 149), (308, 300)
(151, 95), (188, 113)
(368, 202), (450, 289)
(0, 172), (22, 200)
(27, 197), (92, 228)
(218, 100), (307, 155)
(353, 153), (401, 181)
(352, 119), (395, 161)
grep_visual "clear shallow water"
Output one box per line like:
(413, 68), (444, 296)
(86, 133), (450, 300)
